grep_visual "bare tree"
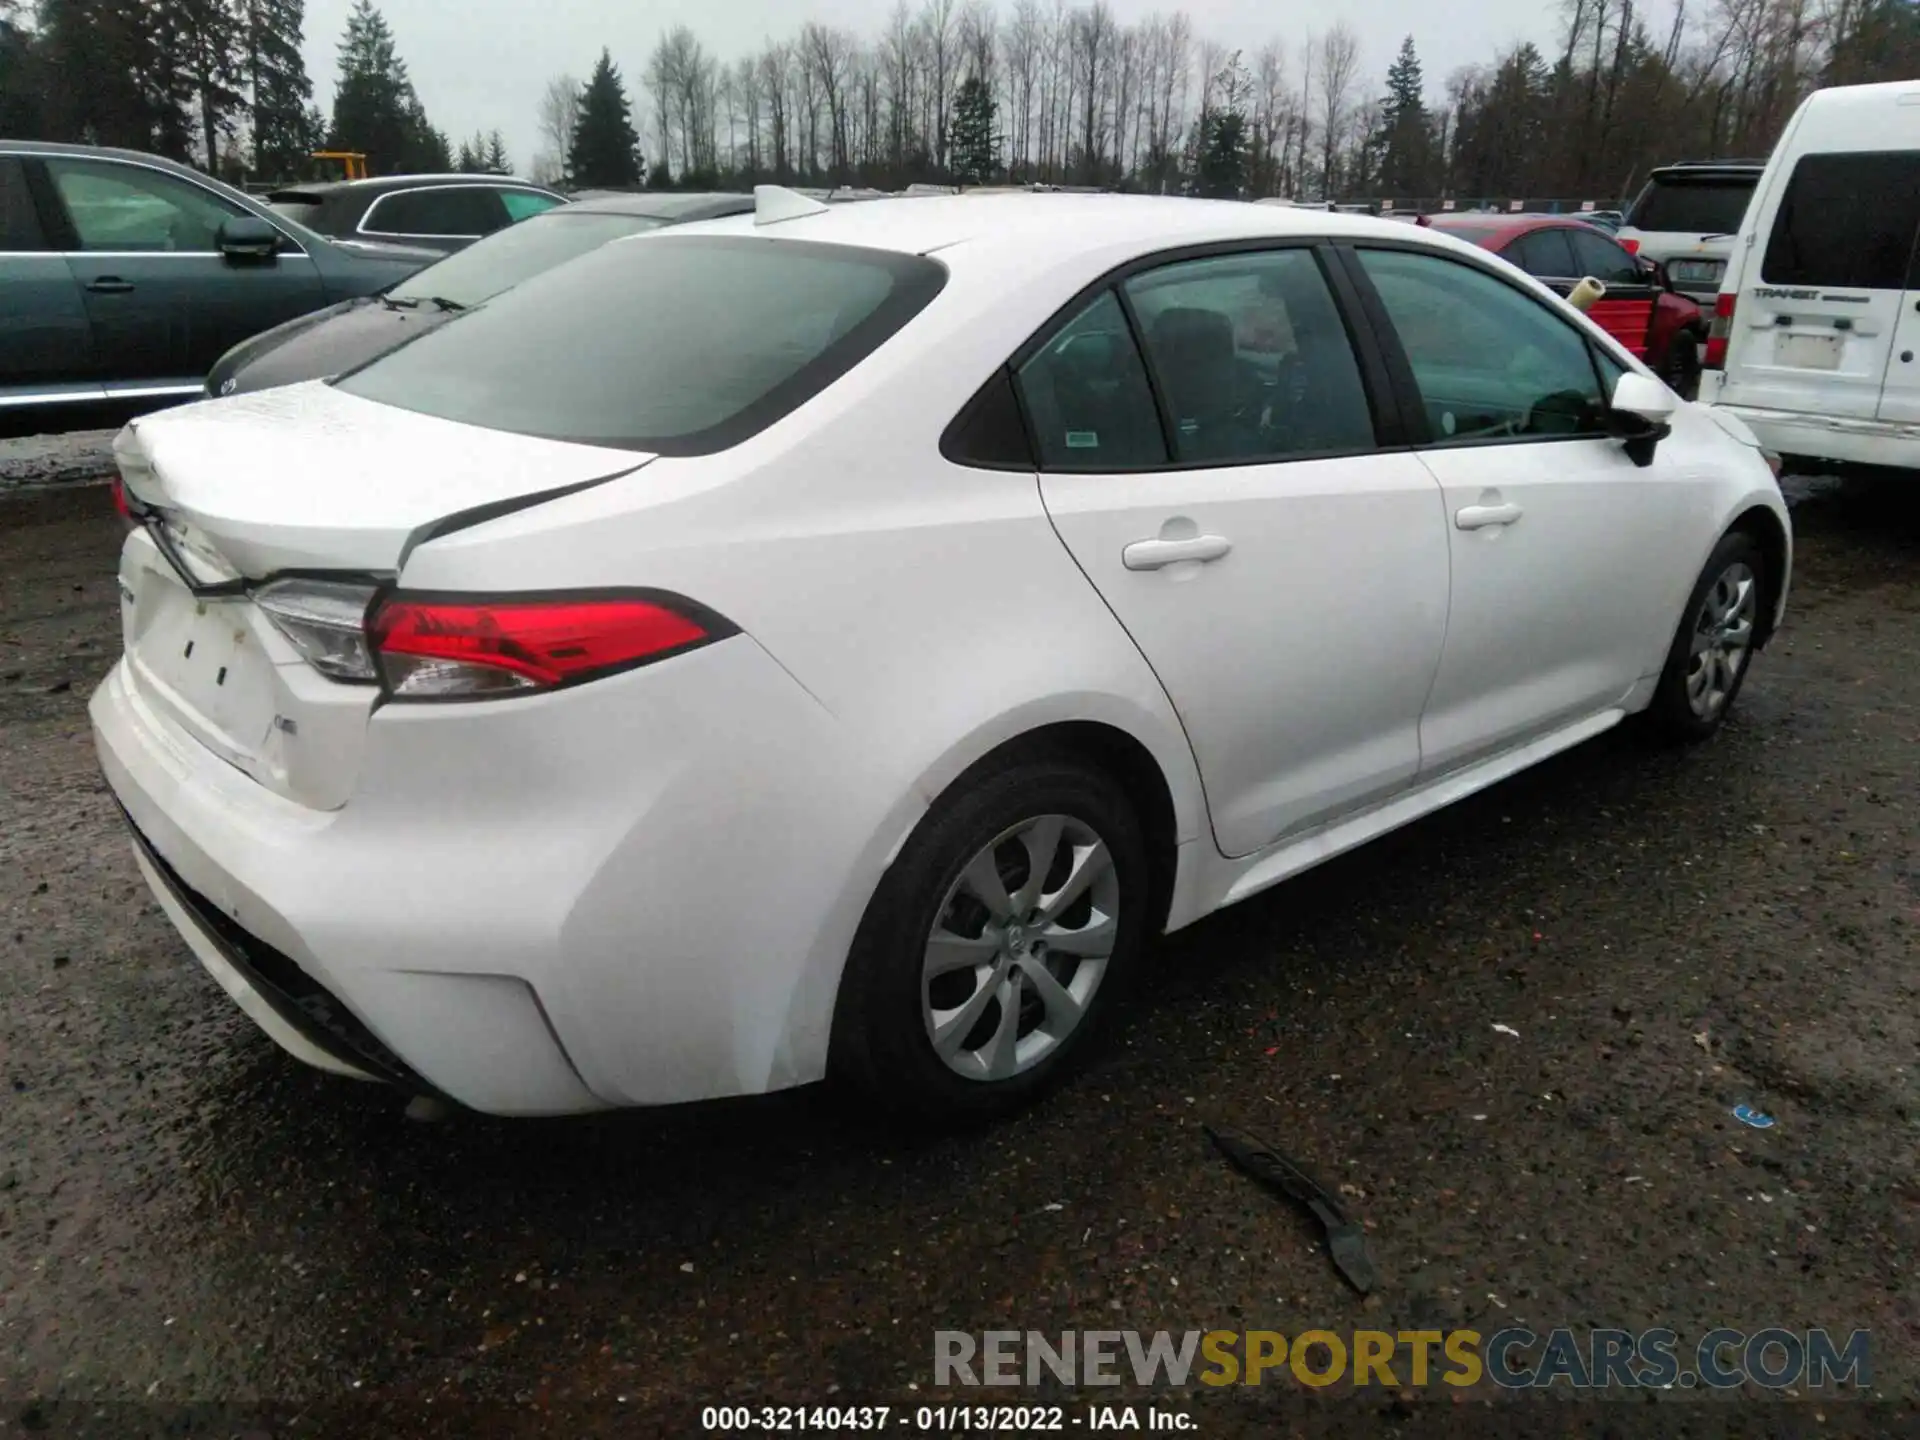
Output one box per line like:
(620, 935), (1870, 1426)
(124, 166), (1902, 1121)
(758, 41), (793, 179)
(533, 73), (581, 184)
(1317, 23), (1360, 197)
(1002, 0), (1042, 177)
(1072, 2), (1117, 181)
(802, 22), (858, 179)
(920, 0), (960, 170)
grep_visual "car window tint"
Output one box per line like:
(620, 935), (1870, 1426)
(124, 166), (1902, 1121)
(364, 187), (506, 237)
(338, 234), (946, 454)
(1013, 289), (1167, 470)
(499, 190), (563, 222)
(0, 157), (46, 250)
(1506, 229), (1576, 278)
(388, 212), (662, 308)
(1567, 228), (1643, 285)
(44, 157), (241, 252)
(1357, 247), (1610, 444)
(1122, 248), (1375, 463)
(1762, 152), (1920, 291)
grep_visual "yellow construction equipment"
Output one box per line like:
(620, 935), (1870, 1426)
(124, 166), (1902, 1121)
(310, 150), (369, 181)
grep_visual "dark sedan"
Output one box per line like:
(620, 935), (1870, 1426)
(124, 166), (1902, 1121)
(206, 191), (755, 398)
(262, 174), (569, 255)
(0, 141), (437, 416)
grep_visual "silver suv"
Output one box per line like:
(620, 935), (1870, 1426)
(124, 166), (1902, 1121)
(1616, 161), (1765, 303)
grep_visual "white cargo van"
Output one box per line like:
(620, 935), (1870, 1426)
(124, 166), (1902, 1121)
(1704, 81), (1920, 471)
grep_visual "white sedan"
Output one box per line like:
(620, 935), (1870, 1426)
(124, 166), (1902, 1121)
(92, 187), (1791, 1124)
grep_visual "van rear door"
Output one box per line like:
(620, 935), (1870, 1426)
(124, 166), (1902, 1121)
(1726, 150), (1920, 420)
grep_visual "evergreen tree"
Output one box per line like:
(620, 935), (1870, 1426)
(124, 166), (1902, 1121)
(1196, 108), (1247, 199)
(483, 128), (509, 174)
(1195, 51), (1249, 200)
(566, 48), (642, 188)
(0, 10), (43, 139)
(245, 0), (316, 180)
(456, 131), (484, 171)
(328, 0), (441, 172)
(1374, 36), (1434, 199)
(949, 74), (998, 185)
(34, 0), (168, 149)
(158, 0), (247, 170)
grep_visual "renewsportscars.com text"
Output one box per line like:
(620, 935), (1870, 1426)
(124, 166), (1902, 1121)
(934, 1327), (1872, 1391)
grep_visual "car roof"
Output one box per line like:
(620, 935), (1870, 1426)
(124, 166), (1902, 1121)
(267, 175), (559, 198)
(562, 191), (754, 220)
(1418, 213), (1611, 245)
(646, 191), (1443, 265)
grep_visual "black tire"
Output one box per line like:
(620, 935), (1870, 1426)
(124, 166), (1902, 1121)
(830, 755), (1151, 1127)
(1644, 528), (1767, 744)
(1659, 330), (1704, 401)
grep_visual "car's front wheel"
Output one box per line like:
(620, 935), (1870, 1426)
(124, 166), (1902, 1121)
(1659, 330), (1704, 401)
(831, 755), (1150, 1126)
(1645, 528), (1767, 742)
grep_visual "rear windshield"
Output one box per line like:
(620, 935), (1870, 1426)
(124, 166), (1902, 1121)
(336, 235), (947, 454)
(1762, 151), (1920, 291)
(1625, 173), (1756, 235)
(387, 211), (663, 309)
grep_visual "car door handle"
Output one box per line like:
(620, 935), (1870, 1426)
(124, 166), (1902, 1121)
(1455, 503), (1523, 530)
(1122, 534), (1233, 570)
(84, 277), (134, 294)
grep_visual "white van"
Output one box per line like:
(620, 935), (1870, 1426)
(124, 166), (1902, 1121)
(1705, 80), (1920, 471)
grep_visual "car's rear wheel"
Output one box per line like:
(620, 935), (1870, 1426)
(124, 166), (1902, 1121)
(831, 756), (1150, 1126)
(1645, 529), (1766, 742)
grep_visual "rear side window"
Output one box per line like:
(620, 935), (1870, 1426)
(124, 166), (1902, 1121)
(337, 234), (947, 454)
(1013, 290), (1167, 470)
(363, 187), (507, 237)
(1762, 152), (1920, 291)
(1626, 173), (1756, 234)
(1122, 248), (1376, 462)
(0, 157), (46, 249)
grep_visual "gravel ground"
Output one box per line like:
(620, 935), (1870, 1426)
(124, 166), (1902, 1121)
(1, 468), (1916, 1437)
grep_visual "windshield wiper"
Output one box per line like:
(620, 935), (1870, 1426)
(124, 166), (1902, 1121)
(378, 294), (422, 311)
(420, 295), (466, 312)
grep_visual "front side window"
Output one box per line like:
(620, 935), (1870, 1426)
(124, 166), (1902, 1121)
(387, 212), (662, 308)
(1762, 152), (1920, 291)
(1013, 290), (1166, 470)
(499, 190), (564, 222)
(1356, 247), (1611, 444)
(1122, 248), (1376, 462)
(1567, 228), (1644, 285)
(44, 157), (242, 252)
(337, 234), (946, 454)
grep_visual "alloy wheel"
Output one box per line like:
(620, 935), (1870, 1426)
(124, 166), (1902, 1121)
(1686, 560), (1756, 720)
(921, 814), (1120, 1082)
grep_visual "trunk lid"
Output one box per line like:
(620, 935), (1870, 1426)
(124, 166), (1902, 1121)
(111, 382), (651, 810)
(117, 380), (651, 576)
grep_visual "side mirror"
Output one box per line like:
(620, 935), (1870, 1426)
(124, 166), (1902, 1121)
(1607, 370), (1678, 467)
(217, 215), (281, 264)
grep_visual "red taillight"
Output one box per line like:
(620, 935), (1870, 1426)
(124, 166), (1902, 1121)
(367, 593), (727, 700)
(110, 474), (134, 525)
(1704, 291), (1735, 370)
(1620, 237), (1641, 255)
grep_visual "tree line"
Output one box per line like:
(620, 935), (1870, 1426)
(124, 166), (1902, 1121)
(3, 0), (1916, 198)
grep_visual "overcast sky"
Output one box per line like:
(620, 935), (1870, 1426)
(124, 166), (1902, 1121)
(301, 0), (1573, 174)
